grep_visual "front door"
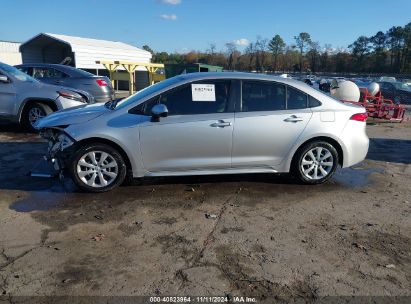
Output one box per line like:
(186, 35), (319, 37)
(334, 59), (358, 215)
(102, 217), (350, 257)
(0, 71), (17, 116)
(232, 80), (312, 167)
(138, 79), (234, 173)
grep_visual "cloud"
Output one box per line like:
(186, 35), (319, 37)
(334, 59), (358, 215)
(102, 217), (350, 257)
(160, 14), (178, 20)
(159, 0), (181, 5)
(231, 38), (250, 46)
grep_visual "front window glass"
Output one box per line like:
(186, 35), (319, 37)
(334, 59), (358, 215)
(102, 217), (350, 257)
(16, 66), (30, 75)
(159, 80), (231, 115)
(0, 62), (36, 82)
(115, 76), (185, 110)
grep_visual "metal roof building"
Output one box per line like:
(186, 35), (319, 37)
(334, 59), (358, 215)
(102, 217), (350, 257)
(0, 41), (22, 65)
(19, 33), (152, 70)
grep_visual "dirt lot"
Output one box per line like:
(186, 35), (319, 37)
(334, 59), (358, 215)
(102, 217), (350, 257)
(0, 119), (410, 303)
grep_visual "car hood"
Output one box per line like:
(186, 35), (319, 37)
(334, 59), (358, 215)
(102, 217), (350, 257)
(35, 103), (109, 129)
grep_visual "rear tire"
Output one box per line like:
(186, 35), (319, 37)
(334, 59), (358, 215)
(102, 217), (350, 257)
(69, 143), (127, 192)
(292, 141), (339, 184)
(22, 102), (53, 132)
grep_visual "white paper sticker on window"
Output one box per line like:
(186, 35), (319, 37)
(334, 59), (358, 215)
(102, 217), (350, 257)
(191, 84), (216, 102)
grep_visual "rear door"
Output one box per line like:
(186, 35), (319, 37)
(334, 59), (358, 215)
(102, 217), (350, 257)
(138, 79), (235, 172)
(232, 80), (312, 168)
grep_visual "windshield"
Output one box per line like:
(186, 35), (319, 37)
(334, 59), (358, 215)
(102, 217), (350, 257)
(394, 82), (411, 91)
(0, 62), (37, 82)
(115, 76), (185, 110)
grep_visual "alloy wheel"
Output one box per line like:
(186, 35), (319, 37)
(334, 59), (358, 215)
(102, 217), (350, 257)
(301, 147), (334, 180)
(76, 151), (119, 188)
(28, 107), (46, 126)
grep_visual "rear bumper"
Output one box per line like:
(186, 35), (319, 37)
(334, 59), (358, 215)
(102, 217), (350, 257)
(340, 121), (369, 167)
(93, 95), (114, 103)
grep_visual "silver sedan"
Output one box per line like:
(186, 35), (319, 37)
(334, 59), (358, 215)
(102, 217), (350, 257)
(36, 72), (369, 192)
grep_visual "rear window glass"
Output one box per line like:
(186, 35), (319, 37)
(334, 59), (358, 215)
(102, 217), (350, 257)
(241, 81), (286, 111)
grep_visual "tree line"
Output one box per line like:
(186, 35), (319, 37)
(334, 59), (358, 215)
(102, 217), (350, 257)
(143, 22), (411, 75)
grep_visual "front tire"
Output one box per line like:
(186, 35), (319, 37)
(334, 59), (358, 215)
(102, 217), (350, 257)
(22, 102), (53, 132)
(292, 141), (339, 184)
(69, 143), (127, 192)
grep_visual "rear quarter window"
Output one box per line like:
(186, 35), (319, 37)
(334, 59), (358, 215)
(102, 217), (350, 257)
(308, 96), (322, 108)
(287, 87), (308, 109)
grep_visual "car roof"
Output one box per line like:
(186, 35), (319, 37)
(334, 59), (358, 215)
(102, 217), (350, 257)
(178, 72), (326, 98)
(16, 63), (94, 77)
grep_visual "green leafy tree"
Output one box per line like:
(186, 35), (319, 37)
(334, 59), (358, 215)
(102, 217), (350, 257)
(307, 41), (321, 72)
(294, 32), (312, 72)
(142, 45), (154, 54)
(387, 26), (404, 71)
(268, 34), (285, 71)
(349, 36), (370, 71)
(370, 31), (387, 72)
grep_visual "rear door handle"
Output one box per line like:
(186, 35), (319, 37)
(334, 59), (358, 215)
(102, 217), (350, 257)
(284, 115), (303, 122)
(210, 120), (232, 128)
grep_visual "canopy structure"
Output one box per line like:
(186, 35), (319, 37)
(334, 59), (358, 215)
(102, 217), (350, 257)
(19, 33), (152, 70)
(96, 60), (165, 95)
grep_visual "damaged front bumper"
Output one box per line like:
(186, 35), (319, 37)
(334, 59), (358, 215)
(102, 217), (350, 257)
(31, 128), (77, 178)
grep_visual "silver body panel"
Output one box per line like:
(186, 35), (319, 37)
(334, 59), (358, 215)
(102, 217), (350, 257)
(36, 72), (369, 178)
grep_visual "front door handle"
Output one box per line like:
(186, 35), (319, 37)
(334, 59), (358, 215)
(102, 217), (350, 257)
(210, 120), (232, 128)
(284, 115), (303, 123)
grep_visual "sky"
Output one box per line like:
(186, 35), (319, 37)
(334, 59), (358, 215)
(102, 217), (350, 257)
(1, 0), (410, 53)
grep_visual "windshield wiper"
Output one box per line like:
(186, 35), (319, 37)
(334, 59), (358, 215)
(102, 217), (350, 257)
(105, 98), (122, 110)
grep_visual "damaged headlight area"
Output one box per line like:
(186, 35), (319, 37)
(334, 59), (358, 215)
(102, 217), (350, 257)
(40, 128), (76, 159)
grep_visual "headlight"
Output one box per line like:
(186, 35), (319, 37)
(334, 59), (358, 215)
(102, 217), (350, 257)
(57, 90), (86, 103)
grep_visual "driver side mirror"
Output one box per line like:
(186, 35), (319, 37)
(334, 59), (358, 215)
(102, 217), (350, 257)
(151, 104), (168, 122)
(0, 75), (9, 83)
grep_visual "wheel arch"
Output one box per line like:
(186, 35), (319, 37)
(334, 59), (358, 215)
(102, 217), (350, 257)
(18, 98), (58, 122)
(290, 136), (344, 169)
(73, 137), (134, 176)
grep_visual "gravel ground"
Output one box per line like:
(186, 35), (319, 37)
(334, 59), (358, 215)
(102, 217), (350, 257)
(0, 119), (410, 303)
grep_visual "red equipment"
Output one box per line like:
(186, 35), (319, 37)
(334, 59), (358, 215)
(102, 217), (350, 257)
(341, 88), (407, 122)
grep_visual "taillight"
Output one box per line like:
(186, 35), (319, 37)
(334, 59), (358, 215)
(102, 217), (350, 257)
(57, 90), (86, 103)
(350, 113), (368, 122)
(96, 79), (108, 87)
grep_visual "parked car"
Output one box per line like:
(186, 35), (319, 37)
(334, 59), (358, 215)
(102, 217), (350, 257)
(0, 62), (93, 131)
(36, 72), (369, 192)
(16, 64), (114, 103)
(378, 81), (411, 104)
